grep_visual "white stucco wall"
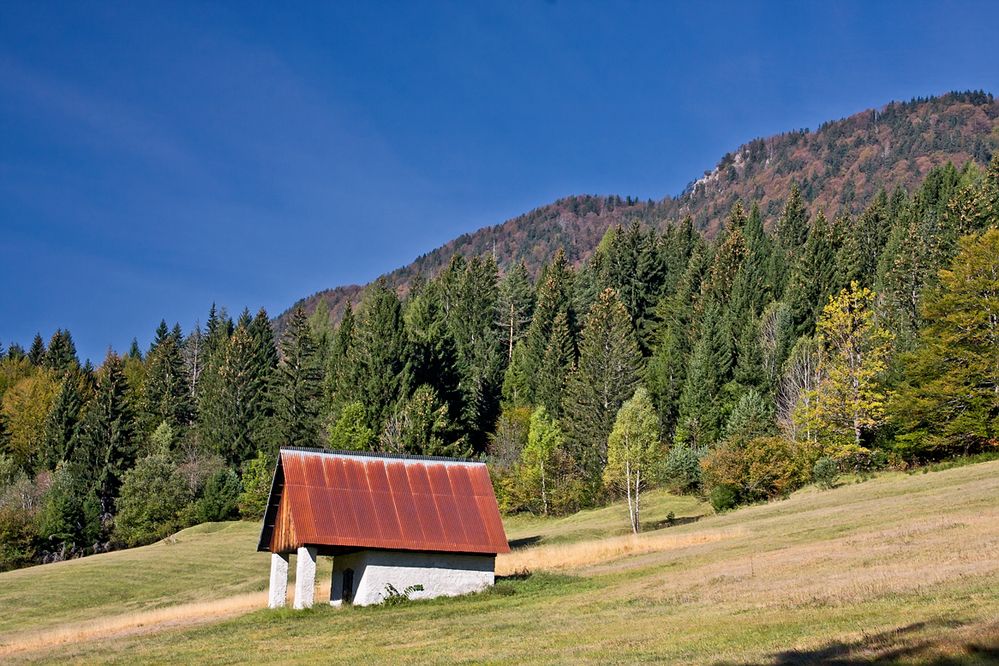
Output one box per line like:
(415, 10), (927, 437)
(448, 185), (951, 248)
(330, 550), (496, 607)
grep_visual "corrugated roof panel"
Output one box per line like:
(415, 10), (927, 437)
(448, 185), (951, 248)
(327, 456), (349, 489)
(385, 460), (411, 496)
(414, 493), (447, 546)
(365, 459), (391, 494)
(342, 457), (366, 491)
(264, 449), (509, 554)
(468, 465), (495, 497)
(406, 463), (432, 496)
(435, 492), (468, 548)
(370, 491), (401, 545)
(447, 464), (475, 498)
(456, 492), (489, 546)
(392, 484), (426, 545)
(426, 463), (453, 497)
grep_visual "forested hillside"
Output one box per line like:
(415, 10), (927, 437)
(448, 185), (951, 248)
(2, 92), (998, 571)
(285, 91), (999, 328)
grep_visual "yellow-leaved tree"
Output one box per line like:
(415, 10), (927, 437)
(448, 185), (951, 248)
(604, 388), (661, 533)
(1, 369), (61, 472)
(796, 282), (893, 457)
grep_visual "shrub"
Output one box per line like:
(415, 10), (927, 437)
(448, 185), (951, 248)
(192, 468), (241, 523)
(709, 484), (738, 512)
(661, 443), (705, 493)
(701, 435), (812, 507)
(812, 456), (838, 489)
(114, 455), (192, 546)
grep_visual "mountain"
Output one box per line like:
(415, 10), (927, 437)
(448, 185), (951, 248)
(281, 91), (998, 328)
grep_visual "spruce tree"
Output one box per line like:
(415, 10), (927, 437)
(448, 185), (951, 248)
(351, 281), (407, 432)
(45, 330), (79, 373)
(644, 244), (709, 436)
(837, 190), (889, 289)
(497, 261), (534, 362)
(535, 311), (575, 419)
(523, 249), (576, 404)
(42, 367), (90, 468)
(777, 183), (809, 257)
(140, 325), (193, 437)
(786, 212), (839, 338)
(676, 300), (729, 447)
(274, 307), (323, 448)
(73, 352), (137, 514)
(28, 334), (46, 366)
(563, 288), (643, 486)
(439, 255), (504, 447)
(400, 282), (462, 428)
(203, 323), (274, 463)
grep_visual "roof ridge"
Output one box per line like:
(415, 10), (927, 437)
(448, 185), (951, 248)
(280, 446), (483, 465)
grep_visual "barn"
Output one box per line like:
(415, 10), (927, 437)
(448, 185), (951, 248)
(258, 447), (510, 608)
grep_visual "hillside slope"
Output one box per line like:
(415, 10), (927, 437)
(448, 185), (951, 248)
(283, 91), (999, 327)
(3, 461), (996, 663)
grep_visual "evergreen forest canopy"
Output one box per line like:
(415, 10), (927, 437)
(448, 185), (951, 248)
(1, 93), (998, 571)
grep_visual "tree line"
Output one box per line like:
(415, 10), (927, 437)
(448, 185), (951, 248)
(2, 154), (997, 568)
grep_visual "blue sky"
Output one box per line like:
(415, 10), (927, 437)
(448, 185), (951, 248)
(2, 1), (998, 363)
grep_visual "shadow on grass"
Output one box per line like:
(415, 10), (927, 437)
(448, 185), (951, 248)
(508, 535), (542, 550)
(720, 619), (999, 665)
(643, 515), (702, 532)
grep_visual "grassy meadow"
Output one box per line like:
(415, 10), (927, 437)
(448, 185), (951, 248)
(1, 462), (997, 664)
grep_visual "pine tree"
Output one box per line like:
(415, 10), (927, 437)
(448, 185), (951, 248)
(676, 299), (731, 447)
(274, 307), (323, 448)
(73, 352), (137, 513)
(140, 324), (192, 438)
(644, 244), (708, 436)
(42, 367), (90, 469)
(786, 212), (839, 338)
(28, 334), (46, 366)
(563, 288), (643, 486)
(45, 330), (79, 373)
(777, 183), (809, 257)
(439, 255), (503, 447)
(497, 261), (534, 362)
(523, 250), (575, 404)
(199, 321), (274, 464)
(352, 281), (407, 432)
(534, 311), (575, 419)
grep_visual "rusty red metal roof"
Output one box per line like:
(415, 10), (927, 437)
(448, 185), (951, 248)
(258, 448), (510, 555)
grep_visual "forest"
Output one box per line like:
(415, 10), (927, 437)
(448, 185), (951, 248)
(1, 152), (997, 572)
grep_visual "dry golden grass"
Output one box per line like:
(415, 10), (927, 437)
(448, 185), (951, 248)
(496, 527), (742, 575)
(0, 592), (266, 658)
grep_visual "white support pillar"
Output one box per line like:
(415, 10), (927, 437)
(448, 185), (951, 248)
(293, 545), (318, 609)
(268, 553), (289, 609)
